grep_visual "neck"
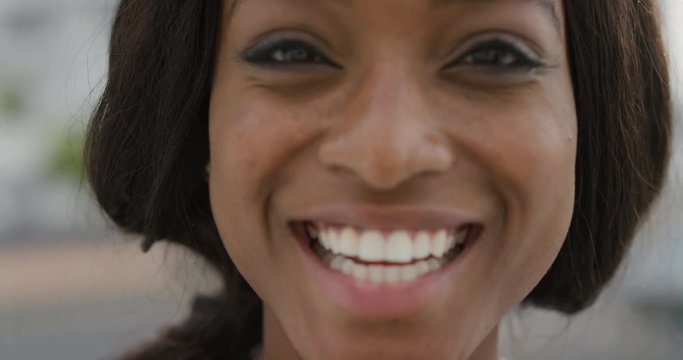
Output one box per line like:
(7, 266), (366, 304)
(468, 326), (499, 360)
(261, 307), (499, 360)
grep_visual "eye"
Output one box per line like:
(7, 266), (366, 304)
(446, 38), (545, 72)
(241, 36), (340, 69)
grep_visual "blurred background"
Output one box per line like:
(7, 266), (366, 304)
(0, 0), (681, 359)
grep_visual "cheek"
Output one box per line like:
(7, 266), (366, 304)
(209, 88), (328, 201)
(207, 87), (324, 287)
(450, 88), (577, 300)
(491, 98), (577, 295)
(209, 97), (295, 207)
(473, 84), (575, 207)
(494, 109), (576, 253)
(494, 112), (576, 206)
(506, 96), (576, 228)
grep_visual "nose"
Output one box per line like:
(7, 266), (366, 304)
(318, 72), (453, 190)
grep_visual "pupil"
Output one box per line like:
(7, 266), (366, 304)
(292, 48), (308, 60)
(474, 49), (498, 63)
(273, 48), (311, 62)
(473, 49), (500, 64)
(465, 47), (522, 67)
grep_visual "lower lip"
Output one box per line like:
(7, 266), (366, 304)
(293, 227), (476, 319)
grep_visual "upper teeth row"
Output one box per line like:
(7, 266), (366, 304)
(306, 224), (467, 264)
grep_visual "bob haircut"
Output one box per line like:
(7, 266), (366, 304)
(85, 0), (672, 358)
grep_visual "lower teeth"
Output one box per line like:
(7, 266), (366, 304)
(311, 242), (464, 285)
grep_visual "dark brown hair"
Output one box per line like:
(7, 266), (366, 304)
(85, 1), (672, 358)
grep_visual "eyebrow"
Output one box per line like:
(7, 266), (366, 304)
(430, 0), (561, 29)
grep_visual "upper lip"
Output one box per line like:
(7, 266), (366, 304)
(289, 203), (479, 231)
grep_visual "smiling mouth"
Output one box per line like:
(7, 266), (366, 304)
(291, 222), (480, 285)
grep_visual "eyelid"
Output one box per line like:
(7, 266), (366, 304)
(238, 30), (339, 68)
(445, 32), (545, 67)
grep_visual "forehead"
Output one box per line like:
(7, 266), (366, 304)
(232, 0), (560, 14)
(230, 0), (562, 32)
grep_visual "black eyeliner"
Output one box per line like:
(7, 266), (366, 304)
(239, 34), (339, 69)
(443, 34), (549, 73)
(471, 38), (545, 68)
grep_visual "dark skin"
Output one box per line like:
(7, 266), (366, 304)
(208, 0), (575, 358)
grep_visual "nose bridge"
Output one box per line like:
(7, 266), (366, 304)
(352, 66), (413, 140)
(318, 65), (453, 190)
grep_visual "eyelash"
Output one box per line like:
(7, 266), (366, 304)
(240, 36), (544, 73)
(447, 38), (545, 72)
(241, 38), (340, 69)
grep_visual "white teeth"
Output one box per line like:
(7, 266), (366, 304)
(413, 231), (432, 259)
(455, 227), (468, 245)
(427, 258), (441, 271)
(319, 233), (329, 249)
(386, 231), (413, 262)
(400, 264), (419, 282)
(445, 234), (455, 252)
(415, 260), (430, 275)
(430, 229), (448, 257)
(384, 266), (401, 284)
(341, 259), (355, 275)
(312, 224), (472, 284)
(368, 265), (384, 284)
(357, 230), (384, 261)
(322, 255), (443, 285)
(330, 256), (345, 271)
(352, 263), (367, 282)
(316, 225), (468, 263)
(306, 223), (319, 240)
(337, 228), (358, 257)
(320, 228), (338, 253)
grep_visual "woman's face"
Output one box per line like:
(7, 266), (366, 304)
(209, 0), (576, 358)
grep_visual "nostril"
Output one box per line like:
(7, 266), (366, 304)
(318, 129), (453, 191)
